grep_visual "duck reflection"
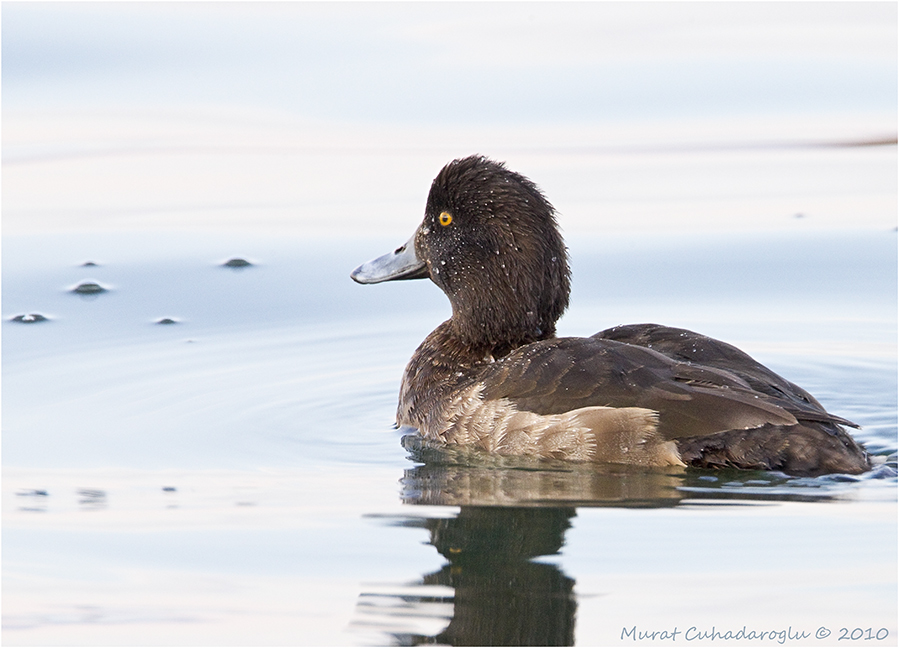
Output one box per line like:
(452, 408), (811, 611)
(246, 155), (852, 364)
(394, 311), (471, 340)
(353, 438), (864, 645)
(401, 447), (686, 508)
(418, 506), (577, 646)
(355, 504), (578, 646)
(354, 447), (690, 646)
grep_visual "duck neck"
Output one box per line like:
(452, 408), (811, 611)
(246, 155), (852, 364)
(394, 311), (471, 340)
(448, 301), (557, 360)
(397, 320), (513, 431)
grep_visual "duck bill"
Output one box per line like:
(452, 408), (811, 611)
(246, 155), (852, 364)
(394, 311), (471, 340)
(350, 232), (430, 284)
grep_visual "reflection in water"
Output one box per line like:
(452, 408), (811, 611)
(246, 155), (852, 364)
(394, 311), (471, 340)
(357, 506), (577, 646)
(399, 434), (895, 507)
(355, 452), (683, 645)
(355, 441), (896, 645)
(402, 451), (685, 509)
(424, 507), (576, 646)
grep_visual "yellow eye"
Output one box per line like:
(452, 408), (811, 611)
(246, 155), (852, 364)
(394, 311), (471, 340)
(439, 211), (453, 227)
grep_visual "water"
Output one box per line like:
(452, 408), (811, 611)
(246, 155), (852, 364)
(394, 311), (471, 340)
(3, 4), (897, 645)
(3, 224), (896, 646)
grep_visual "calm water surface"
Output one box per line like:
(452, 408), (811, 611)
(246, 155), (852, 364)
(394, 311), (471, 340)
(3, 226), (896, 646)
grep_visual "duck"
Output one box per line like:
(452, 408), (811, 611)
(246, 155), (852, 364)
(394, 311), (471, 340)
(351, 155), (871, 477)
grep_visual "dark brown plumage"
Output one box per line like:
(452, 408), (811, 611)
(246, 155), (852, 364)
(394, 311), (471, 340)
(420, 155), (570, 357)
(351, 155), (871, 476)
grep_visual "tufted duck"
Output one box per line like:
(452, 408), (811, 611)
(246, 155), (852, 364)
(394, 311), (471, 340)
(351, 156), (870, 476)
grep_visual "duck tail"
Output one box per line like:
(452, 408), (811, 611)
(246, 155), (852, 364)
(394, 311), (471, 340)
(676, 422), (871, 476)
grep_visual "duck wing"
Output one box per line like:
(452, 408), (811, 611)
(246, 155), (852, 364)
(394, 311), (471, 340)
(480, 335), (847, 440)
(594, 323), (858, 428)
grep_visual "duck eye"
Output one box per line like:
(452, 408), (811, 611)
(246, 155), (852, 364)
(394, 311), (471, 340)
(438, 211), (453, 227)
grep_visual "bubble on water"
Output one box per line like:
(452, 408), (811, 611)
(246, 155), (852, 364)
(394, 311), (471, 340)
(71, 281), (108, 295)
(10, 313), (49, 323)
(222, 258), (253, 268)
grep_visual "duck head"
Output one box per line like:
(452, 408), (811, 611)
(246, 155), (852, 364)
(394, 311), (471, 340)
(352, 155), (571, 356)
